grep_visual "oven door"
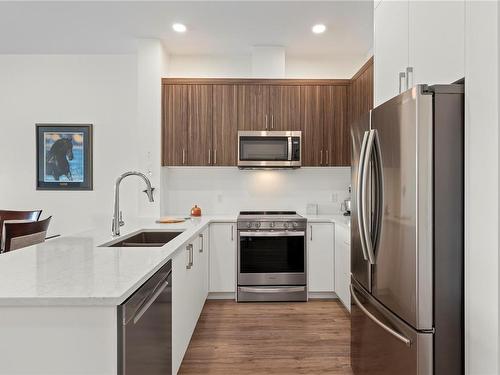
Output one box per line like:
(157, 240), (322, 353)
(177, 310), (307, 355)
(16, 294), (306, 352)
(238, 230), (306, 285)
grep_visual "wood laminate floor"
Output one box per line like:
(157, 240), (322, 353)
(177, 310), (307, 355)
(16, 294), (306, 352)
(179, 300), (352, 374)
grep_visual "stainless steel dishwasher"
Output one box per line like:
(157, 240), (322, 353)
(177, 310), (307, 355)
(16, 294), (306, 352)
(118, 260), (172, 374)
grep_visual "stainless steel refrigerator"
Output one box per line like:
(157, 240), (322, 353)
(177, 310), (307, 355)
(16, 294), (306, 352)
(350, 84), (464, 375)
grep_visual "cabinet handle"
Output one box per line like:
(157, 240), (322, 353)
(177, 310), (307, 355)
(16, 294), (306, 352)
(186, 244), (193, 269)
(265, 115), (268, 130)
(199, 233), (204, 253)
(326, 150), (329, 165)
(182, 149), (186, 165)
(320, 150), (323, 166)
(399, 72), (406, 93)
(214, 149), (217, 165)
(406, 67), (413, 90)
(271, 115), (274, 129)
(231, 225), (234, 241)
(310, 225), (313, 241)
(208, 149), (211, 165)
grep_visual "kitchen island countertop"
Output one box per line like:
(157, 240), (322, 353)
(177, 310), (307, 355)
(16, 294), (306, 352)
(0, 214), (349, 307)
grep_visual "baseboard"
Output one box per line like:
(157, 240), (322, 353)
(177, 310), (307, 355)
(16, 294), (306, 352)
(207, 292), (236, 300)
(207, 291), (338, 301)
(308, 292), (338, 299)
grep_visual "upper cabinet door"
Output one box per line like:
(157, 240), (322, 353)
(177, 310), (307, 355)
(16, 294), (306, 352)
(374, 0), (409, 106)
(300, 85), (323, 166)
(163, 84), (188, 166)
(237, 85), (270, 130)
(269, 85), (302, 131)
(409, 0), (465, 86)
(323, 85), (349, 166)
(187, 85), (213, 166)
(212, 85), (238, 166)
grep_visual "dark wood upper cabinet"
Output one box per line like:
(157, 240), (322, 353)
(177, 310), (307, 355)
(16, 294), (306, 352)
(161, 75), (372, 167)
(187, 85), (213, 166)
(323, 85), (349, 166)
(237, 85), (269, 130)
(348, 57), (374, 127)
(269, 85), (301, 131)
(300, 85), (323, 166)
(162, 84), (188, 166)
(300, 85), (350, 167)
(212, 85), (238, 166)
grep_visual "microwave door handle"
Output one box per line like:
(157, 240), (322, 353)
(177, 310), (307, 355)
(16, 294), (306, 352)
(288, 137), (292, 161)
(357, 131), (370, 262)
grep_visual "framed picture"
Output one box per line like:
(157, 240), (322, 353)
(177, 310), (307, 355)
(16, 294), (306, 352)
(36, 124), (93, 190)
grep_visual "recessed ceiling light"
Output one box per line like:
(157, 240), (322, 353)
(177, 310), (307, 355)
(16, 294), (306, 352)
(172, 23), (187, 33)
(312, 24), (326, 34)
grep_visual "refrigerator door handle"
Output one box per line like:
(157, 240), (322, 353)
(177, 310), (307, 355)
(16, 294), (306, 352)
(371, 129), (384, 258)
(350, 284), (412, 347)
(361, 130), (376, 264)
(357, 131), (370, 261)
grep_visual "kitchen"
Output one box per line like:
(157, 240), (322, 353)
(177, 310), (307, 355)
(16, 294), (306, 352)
(0, 1), (498, 375)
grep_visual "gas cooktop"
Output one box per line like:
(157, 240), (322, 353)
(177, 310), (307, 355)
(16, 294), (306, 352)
(239, 210), (298, 216)
(237, 210), (306, 230)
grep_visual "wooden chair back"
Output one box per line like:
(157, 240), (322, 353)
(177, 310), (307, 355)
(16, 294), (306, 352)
(2, 216), (52, 252)
(0, 210), (42, 244)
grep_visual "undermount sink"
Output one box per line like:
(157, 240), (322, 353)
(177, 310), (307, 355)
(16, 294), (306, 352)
(101, 230), (183, 248)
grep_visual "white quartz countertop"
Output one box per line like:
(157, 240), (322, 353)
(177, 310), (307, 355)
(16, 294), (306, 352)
(301, 213), (351, 229)
(0, 214), (349, 307)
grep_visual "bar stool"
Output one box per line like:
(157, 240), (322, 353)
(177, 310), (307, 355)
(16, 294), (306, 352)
(0, 210), (42, 244)
(2, 216), (52, 252)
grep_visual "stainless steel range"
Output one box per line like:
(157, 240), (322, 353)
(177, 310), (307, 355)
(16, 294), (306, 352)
(237, 211), (307, 302)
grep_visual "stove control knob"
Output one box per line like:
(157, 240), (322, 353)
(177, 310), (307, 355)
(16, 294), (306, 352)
(293, 222), (298, 228)
(270, 222), (275, 228)
(255, 222), (261, 228)
(246, 222), (251, 228)
(283, 222), (289, 229)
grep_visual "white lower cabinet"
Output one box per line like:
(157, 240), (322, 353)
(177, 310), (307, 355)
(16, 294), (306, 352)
(198, 228), (209, 304)
(209, 223), (236, 293)
(334, 224), (351, 312)
(172, 233), (208, 374)
(307, 222), (335, 292)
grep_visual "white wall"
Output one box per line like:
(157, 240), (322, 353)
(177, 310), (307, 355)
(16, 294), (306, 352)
(167, 55), (251, 78)
(286, 54), (368, 78)
(136, 39), (169, 217)
(251, 46), (285, 78)
(168, 53), (368, 79)
(0, 55), (139, 235)
(161, 167), (350, 216)
(464, 1), (500, 374)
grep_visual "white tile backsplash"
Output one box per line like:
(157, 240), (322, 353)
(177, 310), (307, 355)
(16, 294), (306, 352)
(161, 167), (351, 216)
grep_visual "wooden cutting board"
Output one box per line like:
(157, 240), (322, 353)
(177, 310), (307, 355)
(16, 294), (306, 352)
(156, 217), (186, 224)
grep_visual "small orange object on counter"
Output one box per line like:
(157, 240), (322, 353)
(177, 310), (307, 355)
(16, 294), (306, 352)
(190, 205), (202, 217)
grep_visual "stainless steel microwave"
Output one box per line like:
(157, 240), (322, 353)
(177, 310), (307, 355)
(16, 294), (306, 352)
(237, 131), (302, 168)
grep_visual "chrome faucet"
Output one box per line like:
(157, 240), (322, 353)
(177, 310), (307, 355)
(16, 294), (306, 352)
(112, 171), (155, 236)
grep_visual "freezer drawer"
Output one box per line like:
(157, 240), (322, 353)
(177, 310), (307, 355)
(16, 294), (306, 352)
(351, 279), (432, 375)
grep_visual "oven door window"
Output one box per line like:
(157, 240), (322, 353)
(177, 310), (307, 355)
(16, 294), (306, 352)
(240, 235), (304, 273)
(239, 137), (288, 161)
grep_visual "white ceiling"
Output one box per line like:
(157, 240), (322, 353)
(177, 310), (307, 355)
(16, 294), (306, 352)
(0, 1), (373, 57)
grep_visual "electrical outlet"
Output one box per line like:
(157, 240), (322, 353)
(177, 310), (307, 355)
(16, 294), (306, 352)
(331, 193), (338, 203)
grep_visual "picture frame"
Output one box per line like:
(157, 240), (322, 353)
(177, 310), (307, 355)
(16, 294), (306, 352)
(36, 124), (93, 190)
